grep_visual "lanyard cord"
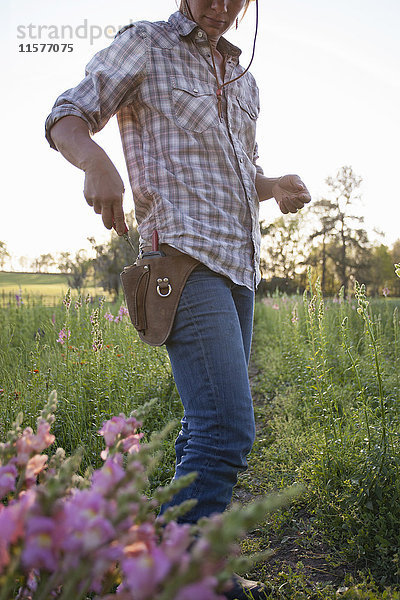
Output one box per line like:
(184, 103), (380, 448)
(210, 0), (259, 92)
(182, 0), (259, 118)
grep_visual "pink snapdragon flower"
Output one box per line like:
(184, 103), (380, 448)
(104, 311), (114, 322)
(56, 328), (71, 345)
(16, 420), (55, 465)
(25, 455), (48, 482)
(0, 464), (18, 498)
(114, 305), (129, 323)
(58, 490), (115, 566)
(161, 521), (192, 563)
(92, 456), (126, 496)
(120, 547), (172, 600)
(99, 414), (142, 451)
(21, 516), (58, 571)
(174, 578), (225, 600)
(0, 490), (36, 572)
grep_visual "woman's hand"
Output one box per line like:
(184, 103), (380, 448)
(84, 158), (127, 235)
(50, 116), (128, 235)
(272, 174), (311, 214)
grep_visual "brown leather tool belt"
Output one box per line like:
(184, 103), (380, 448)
(120, 244), (200, 346)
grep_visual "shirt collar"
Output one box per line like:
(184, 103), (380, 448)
(168, 11), (242, 58)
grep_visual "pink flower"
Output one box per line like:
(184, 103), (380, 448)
(174, 578), (224, 600)
(121, 433), (143, 454)
(21, 516), (58, 571)
(104, 311), (114, 322)
(272, 304), (280, 310)
(99, 414), (142, 449)
(58, 490), (115, 565)
(0, 464), (18, 498)
(99, 416), (127, 448)
(92, 457), (125, 495)
(56, 328), (71, 345)
(382, 287), (390, 297)
(16, 421), (55, 465)
(118, 306), (129, 317)
(121, 547), (172, 600)
(162, 521), (192, 563)
(25, 455), (48, 481)
(0, 490), (36, 572)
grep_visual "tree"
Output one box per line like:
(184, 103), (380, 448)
(315, 166), (370, 296)
(260, 212), (307, 288)
(0, 241), (10, 270)
(307, 199), (338, 294)
(367, 244), (397, 296)
(18, 256), (28, 272)
(57, 250), (92, 291)
(392, 239), (400, 265)
(38, 253), (56, 273)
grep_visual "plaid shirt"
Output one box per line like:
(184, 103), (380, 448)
(45, 11), (263, 290)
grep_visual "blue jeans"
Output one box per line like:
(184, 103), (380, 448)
(159, 264), (255, 524)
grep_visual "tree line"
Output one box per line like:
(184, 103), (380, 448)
(260, 165), (400, 297)
(1, 167), (398, 297)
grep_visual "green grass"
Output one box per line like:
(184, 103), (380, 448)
(1, 283), (400, 598)
(0, 271), (109, 306)
(0, 291), (179, 484)
(236, 287), (400, 597)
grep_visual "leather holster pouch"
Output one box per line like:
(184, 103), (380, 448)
(120, 244), (199, 346)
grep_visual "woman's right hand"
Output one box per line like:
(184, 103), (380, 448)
(50, 116), (128, 235)
(84, 158), (127, 235)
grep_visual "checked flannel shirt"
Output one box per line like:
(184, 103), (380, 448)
(45, 11), (263, 290)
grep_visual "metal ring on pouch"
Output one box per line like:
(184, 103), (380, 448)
(157, 284), (172, 297)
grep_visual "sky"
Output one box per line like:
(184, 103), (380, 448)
(2, 0), (400, 269)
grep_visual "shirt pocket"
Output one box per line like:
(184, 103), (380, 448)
(171, 77), (218, 133)
(235, 96), (259, 156)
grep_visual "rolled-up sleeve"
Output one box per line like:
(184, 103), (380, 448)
(45, 25), (147, 150)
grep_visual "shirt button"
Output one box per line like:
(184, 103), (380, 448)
(239, 158), (244, 163)
(197, 31), (204, 38)
(193, 89), (199, 93)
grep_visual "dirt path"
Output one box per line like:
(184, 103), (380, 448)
(231, 362), (356, 592)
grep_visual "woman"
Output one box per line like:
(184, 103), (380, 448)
(45, 1), (311, 596)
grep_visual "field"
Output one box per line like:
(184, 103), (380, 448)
(0, 271), (105, 306)
(1, 273), (400, 598)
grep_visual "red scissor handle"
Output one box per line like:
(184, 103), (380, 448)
(152, 230), (159, 252)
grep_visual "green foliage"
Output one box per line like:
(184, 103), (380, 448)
(260, 165), (400, 297)
(251, 272), (400, 586)
(2, 273), (400, 595)
(0, 290), (179, 484)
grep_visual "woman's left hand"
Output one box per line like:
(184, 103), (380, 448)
(272, 174), (311, 214)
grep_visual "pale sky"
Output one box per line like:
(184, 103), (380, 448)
(2, 0), (400, 268)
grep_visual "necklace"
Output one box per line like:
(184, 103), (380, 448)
(207, 0), (259, 119)
(181, 0), (259, 119)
